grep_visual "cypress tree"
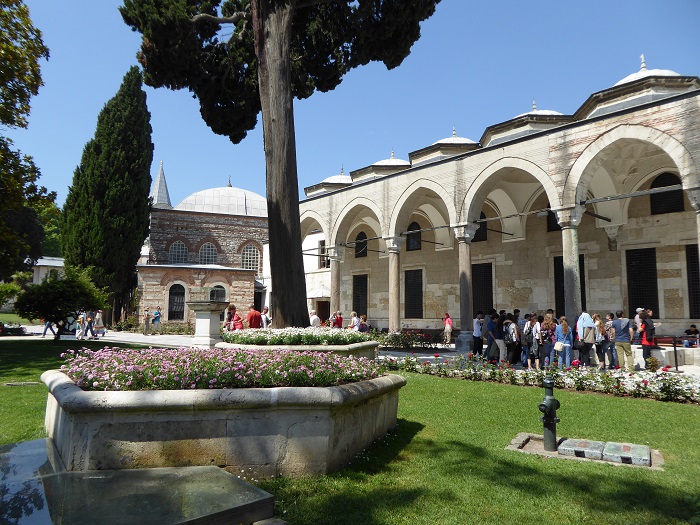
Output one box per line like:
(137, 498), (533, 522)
(61, 66), (153, 321)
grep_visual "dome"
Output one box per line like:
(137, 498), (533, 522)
(373, 150), (410, 167)
(514, 100), (563, 118)
(432, 127), (476, 145)
(175, 187), (267, 217)
(321, 167), (352, 185)
(614, 54), (680, 86)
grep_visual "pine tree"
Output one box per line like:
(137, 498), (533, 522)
(61, 66), (153, 321)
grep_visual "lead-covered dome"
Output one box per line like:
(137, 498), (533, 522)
(614, 54), (680, 86)
(373, 150), (410, 167)
(175, 187), (267, 217)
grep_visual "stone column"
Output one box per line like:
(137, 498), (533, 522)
(385, 236), (404, 332)
(328, 247), (343, 315)
(454, 225), (479, 353)
(557, 206), (585, 325)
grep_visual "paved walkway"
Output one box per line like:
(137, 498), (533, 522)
(15, 324), (700, 380)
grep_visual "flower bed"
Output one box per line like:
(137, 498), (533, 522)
(381, 354), (700, 404)
(60, 347), (381, 391)
(220, 327), (372, 345)
(45, 346), (402, 476)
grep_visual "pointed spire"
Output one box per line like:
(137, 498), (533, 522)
(390, 149), (395, 159)
(532, 99), (537, 111)
(452, 126), (457, 138)
(640, 53), (647, 71)
(227, 175), (232, 187)
(149, 160), (172, 209)
(340, 164), (345, 176)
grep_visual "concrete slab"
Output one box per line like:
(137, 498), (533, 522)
(557, 438), (605, 460)
(603, 442), (651, 466)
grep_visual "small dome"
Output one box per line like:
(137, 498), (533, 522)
(373, 150), (410, 167)
(432, 127), (476, 145)
(175, 187), (267, 217)
(321, 166), (352, 184)
(515, 100), (563, 118)
(614, 54), (680, 86)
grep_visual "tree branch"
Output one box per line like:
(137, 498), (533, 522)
(191, 12), (248, 26)
(297, 0), (346, 10)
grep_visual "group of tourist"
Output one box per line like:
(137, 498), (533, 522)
(325, 311), (370, 332)
(469, 307), (664, 371)
(224, 305), (270, 331)
(142, 306), (162, 335)
(73, 309), (105, 340)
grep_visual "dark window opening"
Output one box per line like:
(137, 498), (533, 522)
(353, 274), (368, 317)
(319, 240), (330, 269)
(687, 244), (700, 318)
(406, 222), (422, 251)
(650, 173), (684, 215)
(473, 212), (487, 242)
(472, 263), (493, 315)
(626, 248), (659, 315)
(168, 284), (185, 321)
(405, 269), (423, 319)
(354, 231), (367, 258)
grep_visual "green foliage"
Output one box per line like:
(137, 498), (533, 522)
(14, 266), (108, 333)
(221, 327), (372, 345)
(377, 330), (438, 350)
(0, 283), (20, 307)
(61, 67), (153, 317)
(0, 0), (49, 129)
(35, 200), (61, 256)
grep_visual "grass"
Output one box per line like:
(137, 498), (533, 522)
(1, 340), (699, 524)
(0, 313), (34, 325)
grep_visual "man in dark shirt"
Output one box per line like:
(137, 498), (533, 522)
(685, 324), (699, 347)
(246, 304), (262, 328)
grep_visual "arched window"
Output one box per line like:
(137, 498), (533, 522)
(199, 242), (218, 264)
(650, 173), (684, 215)
(168, 241), (188, 264)
(241, 244), (260, 272)
(210, 285), (226, 302)
(473, 212), (487, 242)
(168, 284), (185, 320)
(354, 231), (367, 258)
(406, 222), (421, 251)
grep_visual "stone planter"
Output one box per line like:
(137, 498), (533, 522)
(215, 340), (379, 360)
(41, 370), (405, 478)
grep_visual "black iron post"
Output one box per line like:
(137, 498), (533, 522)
(538, 375), (560, 452)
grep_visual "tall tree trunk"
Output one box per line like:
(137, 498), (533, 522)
(252, 0), (309, 328)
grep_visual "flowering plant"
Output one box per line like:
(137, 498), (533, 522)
(221, 327), (372, 346)
(61, 347), (381, 391)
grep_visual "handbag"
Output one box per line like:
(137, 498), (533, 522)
(554, 341), (564, 352)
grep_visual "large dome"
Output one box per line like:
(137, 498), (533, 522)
(175, 187), (267, 217)
(614, 55), (680, 87)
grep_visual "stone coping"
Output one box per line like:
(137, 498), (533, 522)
(40, 369), (405, 413)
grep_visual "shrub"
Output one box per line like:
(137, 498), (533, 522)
(221, 327), (371, 346)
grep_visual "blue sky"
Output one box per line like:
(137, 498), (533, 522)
(10, 0), (700, 208)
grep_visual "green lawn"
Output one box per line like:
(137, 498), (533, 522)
(1, 340), (698, 524)
(0, 312), (35, 325)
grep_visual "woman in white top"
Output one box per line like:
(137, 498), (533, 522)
(348, 311), (360, 331)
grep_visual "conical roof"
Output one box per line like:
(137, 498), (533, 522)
(149, 161), (172, 209)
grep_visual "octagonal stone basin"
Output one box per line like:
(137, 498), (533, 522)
(41, 370), (405, 478)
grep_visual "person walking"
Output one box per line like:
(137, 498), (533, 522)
(602, 312), (617, 369)
(592, 313), (606, 369)
(76, 309), (86, 340)
(41, 319), (56, 338)
(540, 313), (557, 367)
(576, 311), (596, 366)
(94, 309), (106, 337)
(612, 310), (635, 373)
(472, 311), (484, 357)
(151, 306), (162, 335)
(348, 311), (360, 331)
(503, 313), (518, 364)
(231, 307), (244, 330)
(261, 306), (271, 328)
(555, 316), (574, 369)
(309, 309), (321, 327)
(247, 304), (262, 328)
(443, 313), (453, 346)
(639, 309), (655, 369)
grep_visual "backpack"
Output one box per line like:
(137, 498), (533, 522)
(523, 325), (534, 345)
(541, 327), (552, 344)
(504, 324), (516, 344)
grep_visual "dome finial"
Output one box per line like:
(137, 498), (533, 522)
(640, 53), (647, 71)
(532, 99), (537, 111)
(452, 126), (457, 137)
(340, 164), (344, 176)
(390, 149), (395, 159)
(227, 175), (232, 187)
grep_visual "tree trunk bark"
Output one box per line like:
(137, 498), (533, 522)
(252, 0), (309, 328)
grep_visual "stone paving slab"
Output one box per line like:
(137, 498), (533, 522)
(558, 439), (605, 460)
(603, 442), (651, 466)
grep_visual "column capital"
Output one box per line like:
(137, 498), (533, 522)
(556, 204), (586, 228)
(452, 223), (479, 243)
(384, 236), (404, 253)
(327, 246), (343, 261)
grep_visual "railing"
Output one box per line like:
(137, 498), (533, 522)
(652, 335), (698, 372)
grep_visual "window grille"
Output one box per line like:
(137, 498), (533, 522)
(354, 231), (367, 258)
(650, 173), (684, 215)
(472, 262), (493, 315)
(404, 269), (423, 319)
(241, 244), (260, 273)
(210, 285), (226, 302)
(353, 274), (368, 317)
(168, 284), (185, 320)
(626, 248), (659, 315)
(199, 242), (218, 264)
(168, 241), (188, 264)
(687, 244), (700, 318)
(406, 222), (421, 251)
(319, 240), (330, 269)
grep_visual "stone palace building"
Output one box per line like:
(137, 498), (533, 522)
(297, 57), (700, 350)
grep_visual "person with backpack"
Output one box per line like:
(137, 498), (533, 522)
(523, 314), (540, 370)
(503, 313), (518, 364)
(555, 316), (574, 369)
(540, 313), (557, 367)
(612, 310), (635, 372)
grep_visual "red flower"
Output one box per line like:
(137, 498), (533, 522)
(642, 379), (649, 386)
(434, 353), (440, 358)
(468, 353), (474, 358)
